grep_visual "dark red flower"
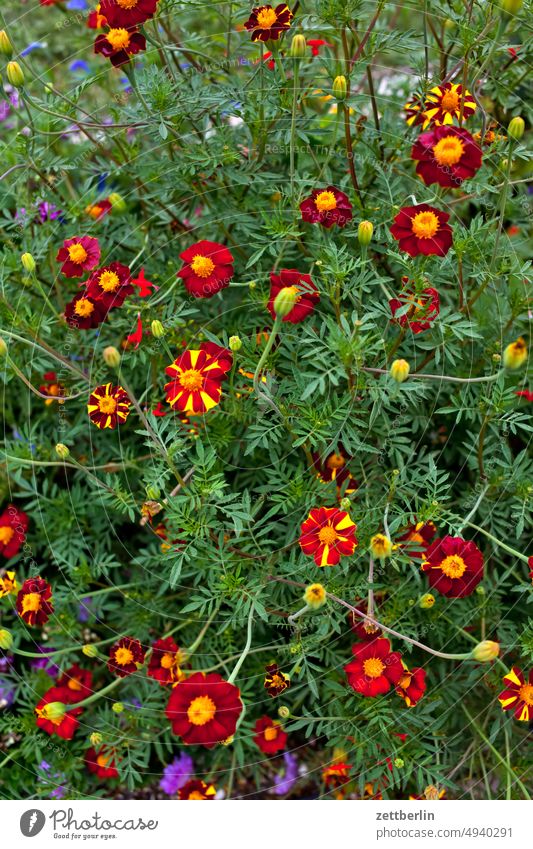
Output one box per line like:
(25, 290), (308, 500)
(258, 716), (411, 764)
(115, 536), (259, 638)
(87, 5), (108, 29)
(267, 269), (319, 323)
(253, 716), (287, 754)
(389, 281), (440, 334)
(87, 383), (131, 430)
(100, 0), (158, 28)
(56, 665), (93, 702)
(178, 779), (216, 800)
(16, 577), (54, 626)
(411, 125), (482, 188)
(35, 686), (82, 740)
(56, 236), (100, 278)
(498, 667), (533, 722)
(312, 446), (358, 494)
(177, 241), (234, 298)
(264, 663), (290, 697)
(107, 637), (145, 677)
(164, 347), (232, 415)
(300, 186), (353, 228)
(94, 27), (146, 67)
(299, 506), (357, 567)
(423, 82), (476, 127)
(86, 262), (132, 309)
(85, 746), (119, 779)
(307, 39), (332, 56)
(344, 638), (404, 697)
(39, 371), (66, 406)
(516, 389), (533, 402)
(396, 665), (426, 707)
(0, 504), (28, 559)
(166, 672), (242, 748)
(404, 95), (426, 127)
(86, 198), (112, 220)
(147, 637), (184, 686)
(422, 536), (484, 598)
(390, 204), (453, 257)
(348, 598), (382, 641)
(64, 294), (107, 330)
(131, 267), (157, 297)
(244, 4), (293, 42)
(397, 519), (437, 558)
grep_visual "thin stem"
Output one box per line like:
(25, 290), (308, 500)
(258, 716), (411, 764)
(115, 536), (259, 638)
(462, 704), (530, 799)
(227, 602), (255, 684)
(362, 366), (502, 385)
(65, 677), (123, 712)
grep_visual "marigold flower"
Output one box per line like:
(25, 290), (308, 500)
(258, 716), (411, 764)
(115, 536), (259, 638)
(344, 638), (404, 697)
(349, 599), (382, 641)
(39, 371), (66, 406)
(0, 505), (28, 559)
(178, 779), (216, 800)
(303, 583), (327, 609)
(423, 82), (476, 127)
(267, 269), (319, 323)
(177, 240), (234, 298)
(395, 664), (427, 707)
(56, 236), (100, 278)
(498, 667), (533, 721)
(64, 294), (107, 330)
(166, 672), (243, 748)
(107, 637), (145, 677)
(312, 446), (358, 494)
(85, 746), (119, 779)
(322, 761), (351, 789)
(422, 535), (484, 598)
(86, 198), (112, 219)
(411, 126), (482, 188)
(370, 533), (393, 558)
(86, 262), (132, 309)
(56, 664), (93, 701)
(404, 95), (426, 127)
(300, 186), (353, 228)
(244, 4), (293, 42)
(308, 39), (332, 57)
(87, 383), (131, 430)
(16, 577), (54, 626)
(147, 637), (185, 686)
(100, 0), (159, 28)
(164, 347), (232, 415)
(299, 506), (357, 567)
(503, 337), (528, 370)
(389, 282), (440, 334)
(94, 27), (146, 67)
(390, 204), (453, 257)
(264, 663), (290, 697)
(253, 716), (287, 754)
(397, 518), (437, 558)
(35, 687), (81, 740)
(87, 4), (108, 29)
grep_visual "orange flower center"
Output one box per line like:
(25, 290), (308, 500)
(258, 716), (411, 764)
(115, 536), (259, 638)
(412, 211), (439, 239)
(74, 298), (94, 318)
(363, 657), (385, 679)
(68, 679), (83, 691)
(180, 368), (203, 391)
(22, 592), (41, 613)
(98, 270), (121, 292)
(68, 243), (88, 264)
(440, 89), (460, 113)
(0, 526), (15, 545)
(98, 395), (117, 415)
(107, 28), (131, 50)
(327, 453), (345, 470)
(97, 753), (111, 768)
(116, 0), (139, 9)
(264, 725), (279, 742)
(315, 190), (337, 211)
(190, 255), (215, 278)
(440, 554), (467, 579)
(187, 695), (216, 726)
(432, 136), (465, 167)
(519, 684), (533, 706)
(188, 791), (205, 800)
(115, 646), (134, 666)
(160, 653), (175, 669)
(256, 7), (278, 27)
(318, 525), (338, 545)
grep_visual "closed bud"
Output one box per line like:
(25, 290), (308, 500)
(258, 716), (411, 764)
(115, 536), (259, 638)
(0, 629), (13, 650)
(419, 593), (435, 609)
(303, 582), (327, 609)
(424, 785), (441, 800)
(112, 702), (124, 714)
(390, 358), (410, 383)
(108, 192), (126, 213)
(0, 337), (7, 358)
(394, 758), (404, 769)
(503, 337), (527, 369)
(339, 497), (351, 510)
(229, 335), (242, 352)
(103, 345), (121, 368)
(333, 74), (347, 102)
(475, 584), (486, 596)
(41, 701), (67, 722)
(369, 533), (392, 559)
(55, 443), (70, 459)
(290, 34), (306, 59)
(6, 61), (24, 88)
(21, 252), (35, 273)
(273, 286), (298, 318)
(278, 705), (290, 719)
(151, 319), (165, 338)
(145, 484), (161, 501)
(90, 732), (103, 746)
(507, 116), (525, 141)
(471, 640), (500, 662)
(499, 0), (523, 15)
(0, 30), (13, 57)
(358, 220), (374, 246)
(82, 643), (98, 658)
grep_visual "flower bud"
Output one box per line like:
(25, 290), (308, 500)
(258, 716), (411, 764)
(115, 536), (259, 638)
(0, 30), (13, 57)
(108, 192), (127, 213)
(145, 484), (161, 501)
(303, 583), (327, 609)
(273, 286), (298, 318)
(471, 640), (500, 662)
(290, 34), (306, 59)
(390, 359), (410, 383)
(0, 629), (13, 650)
(358, 220), (374, 246)
(499, 0), (523, 15)
(103, 345), (121, 368)
(0, 337), (7, 358)
(151, 319), (165, 339)
(55, 443), (70, 459)
(369, 533), (392, 559)
(333, 74), (347, 102)
(278, 705), (290, 719)
(339, 497), (351, 511)
(507, 116), (525, 141)
(112, 702), (124, 714)
(82, 643), (98, 658)
(229, 335), (242, 352)
(41, 701), (67, 722)
(21, 253), (35, 273)
(90, 732), (103, 746)
(6, 61), (25, 88)
(424, 785), (441, 800)
(419, 593), (435, 609)
(503, 337), (527, 369)
(394, 758), (404, 769)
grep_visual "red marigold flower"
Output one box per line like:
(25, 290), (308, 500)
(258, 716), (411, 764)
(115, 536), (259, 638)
(56, 236), (100, 278)
(404, 95), (426, 127)
(300, 186), (353, 228)
(147, 637), (184, 686)
(422, 535), (484, 598)
(131, 267), (157, 298)
(312, 446), (358, 494)
(516, 389), (533, 402)
(397, 518), (437, 558)
(16, 577), (54, 626)
(411, 126), (482, 188)
(389, 281), (440, 334)
(390, 204), (453, 257)
(39, 371), (66, 406)
(0, 504), (28, 559)
(87, 383), (131, 430)
(164, 347), (232, 415)
(344, 638), (404, 697)
(64, 294), (107, 330)
(299, 506), (357, 567)
(498, 667), (533, 721)
(166, 672), (242, 748)
(322, 761), (351, 789)
(396, 664), (427, 707)
(264, 663), (290, 697)
(107, 637), (145, 677)
(244, 4), (293, 42)
(86, 262), (132, 309)
(94, 27), (146, 67)
(85, 746), (119, 779)
(267, 269), (319, 324)
(56, 665), (93, 702)
(35, 686), (81, 740)
(0, 570), (18, 598)
(307, 39), (333, 56)
(86, 198), (112, 219)
(87, 5), (108, 29)
(253, 715), (287, 754)
(423, 82), (476, 127)
(178, 779), (217, 800)
(177, 240), (234, 298)
(348, 598), (382, 641)
(99, 0), (158, 28)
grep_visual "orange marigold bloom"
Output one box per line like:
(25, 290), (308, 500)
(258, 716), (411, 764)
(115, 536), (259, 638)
(422, 536), (484, 598)
(397, 517), (437, 557)
(0, 570), (18, 597)
(312, 445), (358, 494)
(86, 198), (112, 219)
(423, 82), (476, 127)
(299, 506), (357, 567)
(94, 27), (146, 67)
(86, 262), (132, 309)
(85, 746), (119, 779)
(178, 779), (217, 800)
(498, 667), (533, 722)
(389, 281), (440, 335)
(264, 663), (290, 697)
(65, 293), (107, 330)
(166, 672), (242, 748)
(87, 383), (131, 430)
(390, 204), (453, 258)
(108, 637), (145, 677)
(164, 347), (232, 415)
(244, 4), (293, 42)
(16, 577), (54, 626)
(322, 761), (351, 790)
(253, 715), (287, 754)
(396, 664), (427, 707)
(39, 371), (66, 405)
(147, 637), (185, 686)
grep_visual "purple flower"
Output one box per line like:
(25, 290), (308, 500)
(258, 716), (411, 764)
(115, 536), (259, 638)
(0, 101), (10, 122)
(37, 202), (62, 222)
(78, 597), (93, 623)
(30, 647), (60, 678)
(37, 761), (67, 799)
(0, 677), (15, 708)
(273, 752), (299, 796)
(159, 753), (194, 795)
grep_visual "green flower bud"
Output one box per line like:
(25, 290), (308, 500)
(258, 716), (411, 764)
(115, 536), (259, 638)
(112, 702), (124, 714)
(503, 337), (527, 369)
(394, 758), (404, 769)
(21, 253), (35, 273)
(0, 629), (13, 650)
(499, 0), (523, 15)
(290, 34), (306, 59)
(0, 337), (7, 358)
(90, 732), (103, 746)
(273, 286), (298, 318)
(419, 593), (435, 609)
(0, 30), (13, 57)
(145, 484), (161, 501)
(6, 61), (24, 88)
(151, 320), (165, 339)
(333, 74), (347, 102)
(390, 359), (410, 383)
(471, 640), (500, 662)
(278, 705), (290, 719)
(507, 116), (525, 141)
(357, 220), (374, 246)
(82, 644), (98, 658)
(339, 497), (351, 511)
(108, 192), (127, 213)
(229, 335), (242, 352)
(55, 443), (70, 459)
(40, 701), (67, 722)
(103, 345), (121, 368)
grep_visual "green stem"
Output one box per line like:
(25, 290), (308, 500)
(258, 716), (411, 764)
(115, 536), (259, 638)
(289, 61), (300, 206)
(12, 637), (115, 659)
(227, 602), (255, 684)
(66, 677), (122, 712)
(462, 704), (530, 799)
(252, 316), (282, 400)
